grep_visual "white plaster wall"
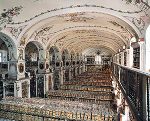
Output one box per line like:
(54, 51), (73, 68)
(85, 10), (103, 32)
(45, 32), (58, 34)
(145, 25), (150, 72)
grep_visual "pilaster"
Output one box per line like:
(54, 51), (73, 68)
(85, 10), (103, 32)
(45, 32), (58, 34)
(139, 39), (145, 71)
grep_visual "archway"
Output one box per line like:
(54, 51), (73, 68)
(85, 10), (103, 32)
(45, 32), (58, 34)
(25, 41), (44, 97)
(62, 49), (69, 67)
(0, 32), (17, 98)
(49, 46), (61, 90)
(70, 51), (76, 78)
(62, 49), (70, 82)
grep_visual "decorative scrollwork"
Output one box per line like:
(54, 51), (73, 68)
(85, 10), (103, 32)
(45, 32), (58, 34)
(0, 6), (23, 30)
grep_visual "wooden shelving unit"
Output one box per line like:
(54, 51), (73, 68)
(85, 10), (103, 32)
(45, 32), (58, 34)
(0, 81), (3, 100)
(133, 47), (140, 69)
(124, 52), (127, 66)
(119, 53), (121, 65)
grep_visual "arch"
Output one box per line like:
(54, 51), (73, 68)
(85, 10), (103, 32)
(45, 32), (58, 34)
(45, 27), (128, 50)
(49, 46), (60, 53)
(49, 46), (61, 90)
(0, 32), (17, 61)
(64, 39), (123, 52)
(49, 46), (61, 63)
(18, 7), (142, 50)
(25, 41), (44, 61)
(25, 42), (39, 62)
(17, 6), (141, 46)
(62, 49), (70, 67)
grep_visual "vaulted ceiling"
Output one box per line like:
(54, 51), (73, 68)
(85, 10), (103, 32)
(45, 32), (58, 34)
(0, 0), (150, 56)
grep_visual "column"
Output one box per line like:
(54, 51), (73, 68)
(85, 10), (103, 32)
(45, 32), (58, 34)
(75, 66), (78, 76)
(50, 73), (54, 90)
(3, 82), (6, 98)
(69, 68), (72, 80)
(127, 47), (133, 68)
(28, 79), (30, 98)
(14, 47), (27, 98)
(17, 47), (25, 79)
(60, 62), (64, 85)
(14, 81), (22, 97)
(139, 39), (145, 71)
(121, 52), (124, 66)
(116, 53), (119, 64)
(145, 26), (150, 72)
(79, 66), (82, 74)
(82, 63), (86, 72)
(38, 49), (45, 73)
(44, 51), (52, 93)
(36, 75), (38, 97)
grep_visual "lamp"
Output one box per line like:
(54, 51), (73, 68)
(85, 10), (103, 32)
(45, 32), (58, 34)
(123, 46), (126, 50)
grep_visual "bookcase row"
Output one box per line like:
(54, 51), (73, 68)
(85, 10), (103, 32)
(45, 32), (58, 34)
(60, 85), (113, 92)
(0, 110), (114, 121)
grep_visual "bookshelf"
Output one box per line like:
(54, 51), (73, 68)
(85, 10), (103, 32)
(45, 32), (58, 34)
(124, 52), (127, 66)
(0, 81), (3, 100)
(133, 47), (140, 69)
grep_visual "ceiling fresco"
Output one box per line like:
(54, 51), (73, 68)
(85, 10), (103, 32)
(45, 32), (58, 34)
(0, 0), (150, 55)
(82, 47), (113, 56)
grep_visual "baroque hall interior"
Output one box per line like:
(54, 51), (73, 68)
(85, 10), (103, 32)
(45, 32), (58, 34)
(0, 0), (150, 121)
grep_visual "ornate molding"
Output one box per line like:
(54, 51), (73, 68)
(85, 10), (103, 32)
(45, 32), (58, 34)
(123, 0), (150, 12)
(6, 25), (27, 39)
(30, 25), (132, 43)
(32, 25), (53, 45)
(8, 4), (143, 25)
(123, 16), (145, 34)
(0, 6), (23, 30)
(59, 12), (94, 22)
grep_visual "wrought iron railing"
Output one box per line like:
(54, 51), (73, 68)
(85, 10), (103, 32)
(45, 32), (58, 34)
(113, 63), (150, 121)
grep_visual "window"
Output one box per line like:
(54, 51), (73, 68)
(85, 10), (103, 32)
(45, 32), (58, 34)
(31, 53), (37, 61)
(95, 55), (102, 64)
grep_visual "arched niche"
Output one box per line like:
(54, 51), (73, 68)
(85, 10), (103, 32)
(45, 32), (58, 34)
(25, 41), (43, 71)
(49, 46), (61, 90)
(25, 41), (44, 97)
(0, 32), (17, 62)
(62, 49), (69, 67)
(49, 46), (61, 67)
(70, 51), (75, 65)
(0, 32), (17, 78)
(62, 49), (70, 82)
(0, 40), (8, 62)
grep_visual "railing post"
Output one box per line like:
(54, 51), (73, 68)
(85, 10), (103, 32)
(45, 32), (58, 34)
(113, 63), (150, 121)
(146, 78), (150, 121)
(118, 66), (121, 83)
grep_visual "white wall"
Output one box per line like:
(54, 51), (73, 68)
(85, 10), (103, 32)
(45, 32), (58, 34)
(145, 25), (150, 72)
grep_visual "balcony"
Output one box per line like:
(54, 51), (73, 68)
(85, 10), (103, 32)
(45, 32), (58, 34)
(113, 63), (150, 121)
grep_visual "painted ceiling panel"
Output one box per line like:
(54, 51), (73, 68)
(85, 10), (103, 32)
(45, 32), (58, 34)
(0, 0), (143, 23)
(0, 0), (150, 56)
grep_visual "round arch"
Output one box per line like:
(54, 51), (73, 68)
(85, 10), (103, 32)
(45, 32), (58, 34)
(0, 32), (17, 61)
(17, 6), (141, 45)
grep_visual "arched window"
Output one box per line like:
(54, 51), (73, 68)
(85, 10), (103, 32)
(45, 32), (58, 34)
(95, 55), (102, 64)
(95, 50), (102, 64)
